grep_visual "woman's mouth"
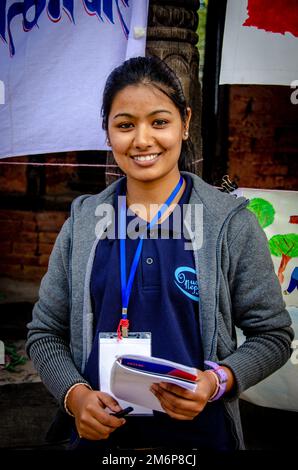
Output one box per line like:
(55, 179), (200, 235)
(131, 153), (161, 166)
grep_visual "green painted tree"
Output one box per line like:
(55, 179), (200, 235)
(269, 234), (298, 284)
(247, 198), (275, 228)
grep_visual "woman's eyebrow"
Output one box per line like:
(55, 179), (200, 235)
(113, 109), (172, 120)
(148, 109), (172, 116)
(113, 112), (134, 119)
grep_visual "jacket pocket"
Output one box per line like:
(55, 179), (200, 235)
(217, 311), (236, 359)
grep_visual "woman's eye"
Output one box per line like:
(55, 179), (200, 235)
(153, 119), (168, 127)
(117, 123), (134, 129)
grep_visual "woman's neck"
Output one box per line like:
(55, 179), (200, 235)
(126, 170), (182, 207)
(125, 169), (185, 223)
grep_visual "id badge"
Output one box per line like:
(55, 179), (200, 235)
(99, 332), (152, 415)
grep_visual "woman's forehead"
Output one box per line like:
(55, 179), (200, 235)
(110, 83), (177, 113)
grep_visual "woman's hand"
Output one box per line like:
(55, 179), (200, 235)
(150, 366), (235, 420)
(66, 384), (126, 440)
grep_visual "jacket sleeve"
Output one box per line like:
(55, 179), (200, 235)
(218, 209), (294, 396)
(26, 216), (90, 406)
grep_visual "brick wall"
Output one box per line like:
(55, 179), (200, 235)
(0, 152), (107, 286)
(0, 209), (68, 282)
(0, 157), (28, 193)
(228, 85), (298, 190)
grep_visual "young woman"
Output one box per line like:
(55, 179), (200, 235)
(26, 56), (293, 451)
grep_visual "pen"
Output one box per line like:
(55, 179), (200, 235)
(110, 406), (134, 418)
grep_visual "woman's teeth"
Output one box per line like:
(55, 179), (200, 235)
(132, 154), (159, 162)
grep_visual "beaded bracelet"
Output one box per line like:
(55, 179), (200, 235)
(205, 370), (220, 401)
(204, 361), (228, 402)
(64, 382), (92, 417)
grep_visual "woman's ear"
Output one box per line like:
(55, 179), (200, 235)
(183, 107), (192, 140)
(106, 135), (111, 147)
(185, 107), (192, 129)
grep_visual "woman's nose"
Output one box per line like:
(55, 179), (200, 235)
(133, 124), (153, 149)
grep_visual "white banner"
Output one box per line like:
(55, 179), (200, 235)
(0, 0), (149, 159)
(220, 0), (298, 85)
(234, 188), (298, 411)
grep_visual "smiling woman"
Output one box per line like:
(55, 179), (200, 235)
(108, 85), (190, 185)
(102, 57), (192, 221)
(26, 56), (293, 452)
(107, 84), (190, 215)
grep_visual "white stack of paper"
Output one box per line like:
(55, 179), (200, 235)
(110, 355), (198, 413)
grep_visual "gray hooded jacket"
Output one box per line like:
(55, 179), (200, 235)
(26, 172), (294, 449)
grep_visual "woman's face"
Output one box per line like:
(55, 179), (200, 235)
(107, 84), (191, 184)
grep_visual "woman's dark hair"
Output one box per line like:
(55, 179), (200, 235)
(101, 56), (194, 170)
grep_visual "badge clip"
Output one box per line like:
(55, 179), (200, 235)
(117, 308), (129, 339)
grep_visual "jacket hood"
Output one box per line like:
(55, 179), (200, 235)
(72, 171), (249, 230)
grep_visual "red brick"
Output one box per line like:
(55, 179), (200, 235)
(36, 212), (67, 225)
(16, 231), (38, 243)
(0, 210), (36, 222)
(36, 219), (66, 232)
(38, 243), (54, 255)
(0, 210), (13, 220)
(253, 164), (288, 176)
(0, 264), (47, 282)
(0, 241), (12, 254)
(22, 221), (37, 232)
(0, 264), (24, 278)
(35, 212), (67, 233)
(0, 164), (27, 193)
(1, 228), (38, 243)
(39, 232), (59, 243)
(23, 265), (47, 281)
(228, 84), (298, 190)
(12, 242), (38, 255)
(0, 231), (14, 242)
(38, 255), (50, 267)
(0, 220), (22, 234)
(0, 254), (39, 266)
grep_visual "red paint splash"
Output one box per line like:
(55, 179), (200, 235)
(289, 216), (298, 224)
(243, 0), (298, 38)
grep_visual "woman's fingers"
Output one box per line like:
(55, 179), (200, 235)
(97, 391), (122, 413)
(78, 412), (126, 440)
(151, 385), (202, 419)
(75, 390), (126, 440)
(150, 378), (213, 420)
(152, 382), (199, 400)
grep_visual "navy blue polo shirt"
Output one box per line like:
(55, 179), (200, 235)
(81, 174), (236, 450)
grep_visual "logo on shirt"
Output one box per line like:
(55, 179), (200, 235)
(174, 267), (199, 302)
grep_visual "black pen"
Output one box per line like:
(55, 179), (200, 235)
(110, 406), (134, 418)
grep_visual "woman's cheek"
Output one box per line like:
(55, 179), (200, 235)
(111, 134), (132, 153)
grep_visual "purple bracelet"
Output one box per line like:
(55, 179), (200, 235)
(204, 361), (228, 401)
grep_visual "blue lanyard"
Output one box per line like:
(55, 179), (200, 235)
(118, 176), (183, 338)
